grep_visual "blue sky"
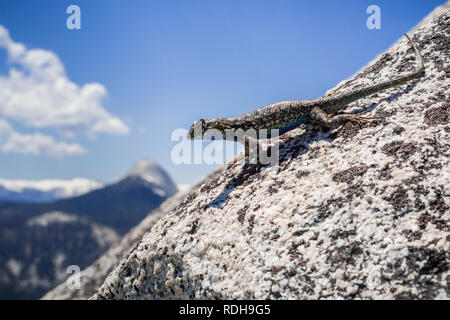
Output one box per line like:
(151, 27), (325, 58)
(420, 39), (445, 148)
(0, 0), (445, 186)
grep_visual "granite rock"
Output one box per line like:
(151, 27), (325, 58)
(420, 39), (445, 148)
(92, 5), (449, 300)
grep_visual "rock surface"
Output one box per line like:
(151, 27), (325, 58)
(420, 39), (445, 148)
(92, 6), (449, 300)
(42, 169), (223, 300)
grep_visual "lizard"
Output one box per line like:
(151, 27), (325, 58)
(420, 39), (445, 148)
(187, 34), (425, 158)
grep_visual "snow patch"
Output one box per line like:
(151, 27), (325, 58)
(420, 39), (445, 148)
(6, 258), (22, 277)
(0, 178), (103, 199)
(27, 211), (79, 227)
(126, 159), (178, 197)
(91, 224), (120, 249)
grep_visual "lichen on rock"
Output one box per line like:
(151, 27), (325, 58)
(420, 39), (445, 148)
(92, 6), (449, 300)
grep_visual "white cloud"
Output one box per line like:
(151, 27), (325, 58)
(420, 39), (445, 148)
(0, 25), (129, 156)
(0, 119), (85, 156)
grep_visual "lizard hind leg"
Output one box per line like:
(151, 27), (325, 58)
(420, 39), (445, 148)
(310, 106), (381, 129)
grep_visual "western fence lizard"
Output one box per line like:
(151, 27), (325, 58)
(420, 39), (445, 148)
(188, 34), (424, 148)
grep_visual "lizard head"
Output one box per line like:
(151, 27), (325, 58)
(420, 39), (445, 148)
(187, 118), (206, 140)
(187, 118), (232, 140)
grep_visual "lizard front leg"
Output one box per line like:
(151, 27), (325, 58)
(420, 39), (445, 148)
(244, 135), (261, 165)
(310, 106), (380, 128)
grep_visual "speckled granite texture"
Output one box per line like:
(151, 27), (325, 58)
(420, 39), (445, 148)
(92, 6), (449, 300)
(41, 170), (222, 300)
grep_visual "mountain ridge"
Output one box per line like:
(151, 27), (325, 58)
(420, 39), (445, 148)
(0, 178), (103, 202)
(0, 158), (177, 299)
(125, 159), (178, 198)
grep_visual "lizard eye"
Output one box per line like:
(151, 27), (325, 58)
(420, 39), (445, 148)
(188, 119), (206, 139)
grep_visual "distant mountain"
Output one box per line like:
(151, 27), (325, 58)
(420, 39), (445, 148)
(126, 159), (178, 198)
(0, 211), (119, 299)
(0, 159), (178, 299)
(0, 178), (103, 202)
(0, 159), (178, 235)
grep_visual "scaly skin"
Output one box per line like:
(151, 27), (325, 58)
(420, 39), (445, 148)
(188, 34), (424, 142)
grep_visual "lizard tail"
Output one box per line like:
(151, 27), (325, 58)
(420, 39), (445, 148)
(404, 33), (425, 74)
(317, 34), (425, 109)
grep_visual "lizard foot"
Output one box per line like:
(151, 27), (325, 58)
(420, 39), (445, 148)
(311, 106), (381, 128)
(346, 110), (382, 127)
